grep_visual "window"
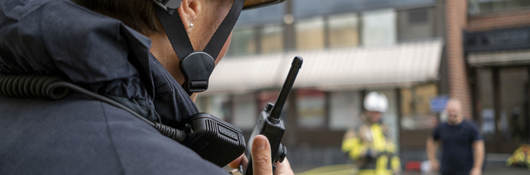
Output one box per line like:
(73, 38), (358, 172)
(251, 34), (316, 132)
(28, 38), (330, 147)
(261, 24), (283, 54)
(196, 95), (208, 112)
(398, 8), (434, 42)
(198, 94), (231, 120)
(499, 68), (528, 141)
(296, 17), (325, 51)
(256, 90), (294, 121)
(329, 91), (361, 130)
(361, 9), (396, 47)
(477, 67), (530, 141)
(227, 27), (257, 57)
(232, 94), (257, 129)
(407, 8), (428, 24)
(469, 0), (530, 16)
(296, 89), (325, 128)
(400, 84), (438, 130)
(328, 13), (360, 48)
(257, 90), (279, 112)
(477, 69), (495, 135)
(365, 90), (399, 143)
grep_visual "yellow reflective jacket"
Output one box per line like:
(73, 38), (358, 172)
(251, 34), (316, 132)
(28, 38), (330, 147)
(342, 123), (400, 175)
(507, 144), (530, 168)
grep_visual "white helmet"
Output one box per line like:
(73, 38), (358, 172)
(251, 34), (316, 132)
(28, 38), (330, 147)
(364, 92), (388, 113)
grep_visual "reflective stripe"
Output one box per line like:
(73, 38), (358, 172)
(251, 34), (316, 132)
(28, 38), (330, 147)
(371, 125), (386, 151)
(357, 169), (392, 175)
(376, 156), (388, 172)
(391, 156), (401, 171)
(342, 137), (367, 160)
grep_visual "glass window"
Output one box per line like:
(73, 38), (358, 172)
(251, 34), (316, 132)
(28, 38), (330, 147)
(261, 24), (283, 54)
(397, 8), (434, 42)
(257, 90), (279, 111)
(296, 17), (325, 51)
(256, 90), (291, 119)
(378, 90), (399, 143)
(361, 9), (396, 47)
(227, 27), (257, 57)
(400, 84), (438, 130)
(297, 89), (325, 128)
(329, 91), (361, 130)
(469, 0), (530, 16)
(198, 94), (231, 120)
(477, 69), (495, 136)
(196, 95), (208, 113)
(328, 13), (360, 48)
(232, 94), (257, 129)
(499, 68), (528, 141)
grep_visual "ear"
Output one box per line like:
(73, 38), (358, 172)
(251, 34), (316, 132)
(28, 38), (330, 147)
(178, 0), (202, 32)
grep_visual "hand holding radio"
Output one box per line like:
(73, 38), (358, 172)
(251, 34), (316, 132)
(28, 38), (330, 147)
(228, 135), (294, 175)
(228, 56), (302, 175)
(244, 57), (302, 175)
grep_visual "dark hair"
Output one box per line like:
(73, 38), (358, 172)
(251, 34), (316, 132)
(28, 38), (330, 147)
(72, 0), (163, 35)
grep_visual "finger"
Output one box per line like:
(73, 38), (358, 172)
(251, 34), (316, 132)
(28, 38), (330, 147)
(228, 154), (245, 169)
(274, 158), (294, 175)
(227, 154), (248, 169)
(251, 135), (272, 175)
(240, 155), (249, 170)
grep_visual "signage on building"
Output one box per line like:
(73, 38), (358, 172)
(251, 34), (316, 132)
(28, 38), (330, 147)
(430, 95), (448, 113)
(464, 26), (530, 53)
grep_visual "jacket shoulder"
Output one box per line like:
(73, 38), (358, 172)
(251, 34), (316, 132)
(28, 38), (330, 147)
(0, 96), (225, 175)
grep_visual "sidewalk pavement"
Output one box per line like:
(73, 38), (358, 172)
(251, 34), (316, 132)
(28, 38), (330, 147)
(404, 162), (528, 175)
(297, 163), (529, 175)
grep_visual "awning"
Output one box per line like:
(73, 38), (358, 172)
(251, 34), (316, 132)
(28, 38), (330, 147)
(206, 40), (443, 94)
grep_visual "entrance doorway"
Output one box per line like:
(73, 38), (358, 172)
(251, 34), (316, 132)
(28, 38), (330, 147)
(474, 67), (530, 153)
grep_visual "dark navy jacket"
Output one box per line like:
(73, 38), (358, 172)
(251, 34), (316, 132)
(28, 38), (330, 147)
(0, 0), (226, 174)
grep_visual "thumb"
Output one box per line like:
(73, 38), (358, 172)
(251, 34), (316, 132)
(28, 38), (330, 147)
(252, 135), (272, 175)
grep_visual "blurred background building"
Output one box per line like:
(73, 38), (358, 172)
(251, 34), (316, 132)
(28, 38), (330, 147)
(464, 0), (530, 155)
(196, 0), (530, 173)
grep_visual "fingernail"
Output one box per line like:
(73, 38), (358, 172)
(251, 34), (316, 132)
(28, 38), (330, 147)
(254, 135), (268, 150)
(256, 138), (266, 150)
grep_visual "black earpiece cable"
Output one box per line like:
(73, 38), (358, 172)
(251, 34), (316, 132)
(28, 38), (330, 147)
(0, 75), (186, 142)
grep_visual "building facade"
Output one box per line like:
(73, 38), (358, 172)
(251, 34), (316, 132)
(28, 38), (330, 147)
(462, 0), (530, 153)
(195, 0), (449, 170)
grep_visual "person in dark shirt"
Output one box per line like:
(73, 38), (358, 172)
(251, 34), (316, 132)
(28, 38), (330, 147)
(426, 99), (485, 175)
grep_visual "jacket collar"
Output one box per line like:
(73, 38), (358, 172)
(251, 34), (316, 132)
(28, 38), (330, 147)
(0, 0), (198, 124)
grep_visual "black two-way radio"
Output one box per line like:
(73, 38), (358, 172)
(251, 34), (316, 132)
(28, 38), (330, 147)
(244, 56), (303, 175)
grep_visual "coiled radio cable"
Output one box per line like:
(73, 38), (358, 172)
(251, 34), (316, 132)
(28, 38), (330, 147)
(0, 75), (186, 142)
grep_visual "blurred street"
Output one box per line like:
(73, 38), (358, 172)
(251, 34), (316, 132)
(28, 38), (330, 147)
(296, 162), (529, 175)
(199, 0), (530, 174)
(480, 165), (528, 175)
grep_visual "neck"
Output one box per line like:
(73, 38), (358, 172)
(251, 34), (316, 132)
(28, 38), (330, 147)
(148, 33), (199, 102)
(148, 33), (186, 85)
(368, 120), (379, 125)
(449, 118), (463, 125)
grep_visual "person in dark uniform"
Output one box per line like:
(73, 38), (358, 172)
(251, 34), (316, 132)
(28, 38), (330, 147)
(426, 99), (485, 175)
(0, 0), (293, 174)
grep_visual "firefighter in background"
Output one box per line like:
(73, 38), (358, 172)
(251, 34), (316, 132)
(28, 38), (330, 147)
(342, 92), (401, 175)
(507, 144), (530, 168)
